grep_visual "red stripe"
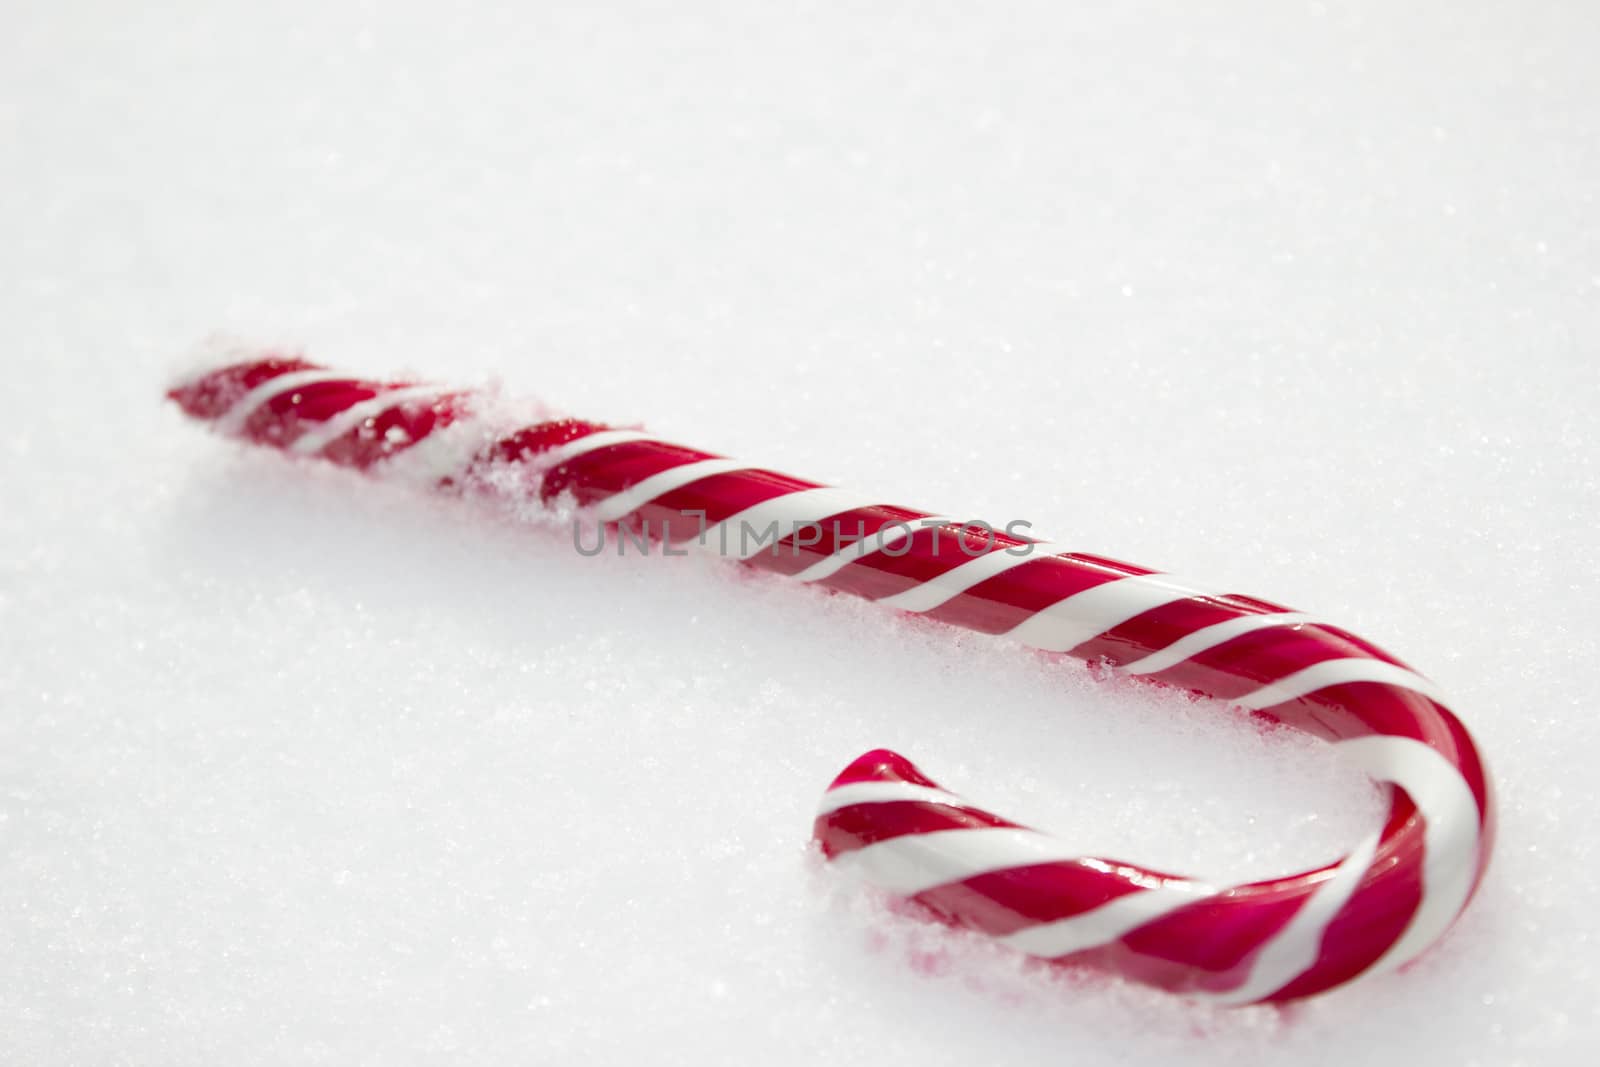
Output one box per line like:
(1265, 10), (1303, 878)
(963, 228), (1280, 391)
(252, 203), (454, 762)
(1110, 885), (1310, 988)
(632, 470), (828, 547)
(1260, 682), (1456, 745)
(813, 527), (1030, 603)
(1145, 624), (1410, 702)
(918, 552), (1149, 634)
(746, 505), (937, 577)
(454, 419), (618, 493)
(264, 379), (384, 420)
(1053, 801), (1421, 996)
(1438, 706), (1494, 829)
(237, 379), (376, 446)
(318, 392), (470, 470)
(480, 419), (615, 465)
(815, 802), (1020, 857)
(167, 357), (319, 419)
(1264, 687), (1491, 828)
(911, 862), (1151, 938)
(1261, 800), (1426, 1001)
(1068, 595), (1285, 667)
(1294, 623), (1415, 669)
(539, 440), (721, 507)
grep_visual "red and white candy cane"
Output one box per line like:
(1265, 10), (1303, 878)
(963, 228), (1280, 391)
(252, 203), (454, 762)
(168, 354), (1493, 1005)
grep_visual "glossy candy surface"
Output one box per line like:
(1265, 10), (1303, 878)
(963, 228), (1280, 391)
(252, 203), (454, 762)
(169, 355), (1493, 1004)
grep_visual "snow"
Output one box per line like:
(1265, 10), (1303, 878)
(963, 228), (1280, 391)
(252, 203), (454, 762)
(3, 1), (1598, 1063)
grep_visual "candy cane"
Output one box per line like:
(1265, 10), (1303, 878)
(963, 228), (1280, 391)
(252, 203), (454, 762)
(167, 353), (1493, 1004)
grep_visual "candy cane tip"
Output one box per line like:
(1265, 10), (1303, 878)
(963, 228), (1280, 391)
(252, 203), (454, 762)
(167, 337), (280, 393)
(826, 749), (942, 792)
(166, 379), (214, 416)
(167, 355), (324, 421)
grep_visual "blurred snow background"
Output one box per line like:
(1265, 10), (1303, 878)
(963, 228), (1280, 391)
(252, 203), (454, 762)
(2, 1), (1597, 1063)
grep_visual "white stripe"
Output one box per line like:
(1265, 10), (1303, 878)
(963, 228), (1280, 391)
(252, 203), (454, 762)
(591, 458), (751, 522)
(697, 487), (878, 561)
(215, 369), (353, 436)
(1003, 572), (1213, 653)
(1234, 658), (1448, 711)
(876, 543), (1067, 613)
(1336, 736), (1482, 978)
(1121, 612), (1320, 676)
(535, 429), (658, 469)
(831, 827), (1089, 897)
(287, 384), (446, 456)
(815, 781), (970, 818)
(1198, 830), (1382, 1004)
(997, 883), (1218, 960)
(793, 515), (954, 583)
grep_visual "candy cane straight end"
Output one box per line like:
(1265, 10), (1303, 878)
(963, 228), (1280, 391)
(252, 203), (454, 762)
(168, 353), (1493, 1007)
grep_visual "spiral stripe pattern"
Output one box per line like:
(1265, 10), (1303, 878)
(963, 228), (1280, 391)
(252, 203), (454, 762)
(168, 355), (1494, 1004)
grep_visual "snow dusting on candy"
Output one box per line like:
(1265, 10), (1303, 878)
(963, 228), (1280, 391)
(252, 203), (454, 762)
(168, 354), (1494, 1005)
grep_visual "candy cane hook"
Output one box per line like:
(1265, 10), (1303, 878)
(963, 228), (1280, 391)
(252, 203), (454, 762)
(167, 354), (1493, 1004)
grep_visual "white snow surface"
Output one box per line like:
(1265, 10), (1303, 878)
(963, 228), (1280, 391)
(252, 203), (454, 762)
(3, 2), (1597, 1064)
